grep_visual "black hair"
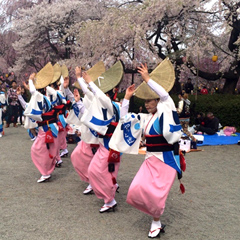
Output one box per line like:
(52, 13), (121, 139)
(50, 81), (59, 90)
(38, 88), (46, 95)
(106, 86), (119, 101)
(106, 89), (114, 99)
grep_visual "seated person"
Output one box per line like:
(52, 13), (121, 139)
(195, 112), (219, 135)
(195, 112), (206, 126)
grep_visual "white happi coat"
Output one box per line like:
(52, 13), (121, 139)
(81, 88), (115, 136)
(80, 82), (122, 150)
(24, 91), (58, 137)
(109, 80), (182, 173)
(66, 90), (99, 145)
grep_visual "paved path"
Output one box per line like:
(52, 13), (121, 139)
(0, 126), (239, 240)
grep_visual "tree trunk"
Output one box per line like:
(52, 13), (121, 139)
(222, 77), (239, 93)
(171, 80), (181, 94)
(170, 69), (181, 94)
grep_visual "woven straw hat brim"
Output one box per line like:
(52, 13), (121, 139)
(51, 63), (62, 84)
(94, 61), (123, 93)
(134, 58), (175, 99)
(34, 62), (54, 89)
(61, 65), (69, 79)
(73, 61), (105, 89)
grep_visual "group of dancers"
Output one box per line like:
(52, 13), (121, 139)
(15, 59), (184, 238)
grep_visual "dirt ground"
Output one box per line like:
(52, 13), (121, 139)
(0, 126), (239, 240)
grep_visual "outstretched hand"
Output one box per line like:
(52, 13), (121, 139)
(63, 77), (69, 89)
(124, 84), (135, 100)
(137, 63), (150, 83)
(29, 73), (36, 81)
(75, 66), (82, 78)
(73, 88), (81, 102)
(22, 81), (29, 90)
(82, 72), (92, 84)
(16, 86), (21, 95)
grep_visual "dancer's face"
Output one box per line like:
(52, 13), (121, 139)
(12, 82), (17, 89)
(145, 99), (159, 114)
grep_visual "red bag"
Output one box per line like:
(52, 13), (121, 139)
(108, 149), (120, 163)
(45, 129), (54, 143)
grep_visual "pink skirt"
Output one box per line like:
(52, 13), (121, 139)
(88, 143), (120, 203)
(55, 134), (61, 162)
(126, 155), (176, 218)
(31, 128), (58, 176)
(58, 128), (67, 150)
(71, 141), (94, 183)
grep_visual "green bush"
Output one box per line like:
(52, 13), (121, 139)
(118, 92), (240, 130)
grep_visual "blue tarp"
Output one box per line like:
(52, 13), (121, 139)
(197, 133), (240, 146)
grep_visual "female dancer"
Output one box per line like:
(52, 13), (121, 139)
(80, 66), (134, 213)
(110, 63), (182, 238)
(24, 64), (59, 183)
(66, 66), (99, 194)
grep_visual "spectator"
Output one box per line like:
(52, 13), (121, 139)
(6, 80), (19, 128)
(18, 86), (28, 126)
(184, 78), (194, 94)
(200, 86), (208, 95)
(195, 112), (219, 135)
(210, 87), (216, 95)
(195, 112), (206, 126)
(177, 92), (196, 141)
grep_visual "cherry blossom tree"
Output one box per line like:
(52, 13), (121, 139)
(0, 0), (239, 92)
(71, 0), (240, 92)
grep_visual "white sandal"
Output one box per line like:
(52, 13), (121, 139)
(83, 184), (93, 195)
(99, 199), (117, 213)
(148, 220), (163, 238)
(37, 175), (51, 183)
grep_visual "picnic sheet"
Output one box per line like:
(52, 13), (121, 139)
(197, 133), (240, 146)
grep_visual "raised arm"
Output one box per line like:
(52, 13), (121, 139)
(17, 86), (27, 109)
(28, 73), (36, 95)
(73, 88), (85, 114)
(75, 67), (90, 95)
(63, 76), (74, 102)
(59, 76), (65, 93)
(137, 63), (169, 101)
(83, 72), (104, 97)
(120, 84), (135, 117)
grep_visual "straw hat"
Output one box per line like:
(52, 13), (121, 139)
(73, 61), (105, 89)
(34, 62), (54, 89)
(51, 63), (62, 84)
(94, 61), (123, 93)
(134, 58), (175, 99)
(61, 65), (69, 79)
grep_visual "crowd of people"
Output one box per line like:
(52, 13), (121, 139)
(0, 60), (222, 238)
(176, 78), (221, 142)
(0, 80), (29, 127)
(183, 78), (221, 95)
